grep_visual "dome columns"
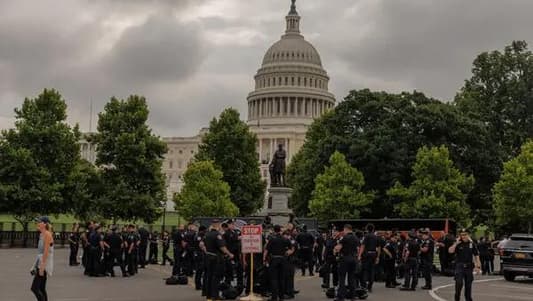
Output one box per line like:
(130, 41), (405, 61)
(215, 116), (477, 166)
(247, 95), (334, 121)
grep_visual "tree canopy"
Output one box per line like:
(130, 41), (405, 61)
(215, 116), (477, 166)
(0, 89), (81, 226)
(94, 95), (167, 223)
(288, 89), (496, 219)
(195, 108), (265, 215)
(309, 151), (373, 221)
(388, 145), (474, 225)
(174, 160), (238, 221)
(493, 141), (533, 234)
(456, 40), (533, 160)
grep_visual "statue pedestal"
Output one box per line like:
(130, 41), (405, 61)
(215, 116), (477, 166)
(261, 186), (293, 226)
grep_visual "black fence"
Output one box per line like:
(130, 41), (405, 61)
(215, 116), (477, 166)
(0, 222), (179, 248)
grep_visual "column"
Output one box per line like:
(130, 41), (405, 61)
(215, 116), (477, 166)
(259, 139), (263, 163)
(271, 138), (275, 162)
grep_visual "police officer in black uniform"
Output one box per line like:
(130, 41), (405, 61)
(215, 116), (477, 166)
(183, 223), (197, 276)
(104, 225), (127, 277)
(321, 227), (339, 289)
(87, 224), (105, 277)
(148, 231), (158, 264)
(203, 219), (234, 301)
(334, 224), (359, 301)
(400, 231), (420, 291)
(161, 231), (173, 266)
(383, 232), (398, 288)
(194, 225), (207, 291)
(137, 227), (149, 268)
(171, 226), (185, 276)
(420, 229), (435, 289)
(68, 223), (80, 266)
(296, 225), (315, 276)
(448, 229), (481, 301)
(358, 223), (380, 292)
(125, 224), (139, 276)
(283, 230), (297, 299)
(222, 220), (243, 290)
(263, 225), (291, 301)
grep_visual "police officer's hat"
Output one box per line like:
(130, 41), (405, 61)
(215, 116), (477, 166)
(408, 231), (417, 238)
(420, 229), (429, 235)
(110, 225), (118, 231)
(211, 218), (221, 224)
(459, 228), (469, 234)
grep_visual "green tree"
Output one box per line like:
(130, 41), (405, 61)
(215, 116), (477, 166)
(493, 141), (533, 234)
(174, 160), (238, 221)
(0, 89), (81, 231)
(387, 145), (474, 225)
(94, 95), (167, 223)
(65, 159), (105, 222)
(309, 151), (373, 221)
(195, 108), (265, 215)
(456, 41), (533, 160)
(288, 89), (496, 219)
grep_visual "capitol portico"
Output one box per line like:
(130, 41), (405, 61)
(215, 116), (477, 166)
(79, 0), (335, 211)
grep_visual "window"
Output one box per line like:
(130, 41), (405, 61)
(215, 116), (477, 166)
(178, 160), (183, 169)
(285, 77), (288, 85)
(291, 77), (295, 85)
(169, 160), (173, 169)
(278, 77), (282, 85)
(179, 149), (183, 154)
(297, 77), (301, 86)
(304, 78), (307, 86)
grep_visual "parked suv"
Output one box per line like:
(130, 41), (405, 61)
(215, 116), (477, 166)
(499, 234), (533, 281)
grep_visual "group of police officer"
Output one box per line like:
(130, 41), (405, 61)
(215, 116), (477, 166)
(321, 224), (481, 301)
(68, 219), (481, 301)
(164, 218), (321, 301)
(69, 221), (162, 278)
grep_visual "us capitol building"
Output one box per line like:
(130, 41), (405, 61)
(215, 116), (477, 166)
(80, 1), (336, 211)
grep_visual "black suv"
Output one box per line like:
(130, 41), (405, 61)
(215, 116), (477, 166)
(499, 234), (533, 281)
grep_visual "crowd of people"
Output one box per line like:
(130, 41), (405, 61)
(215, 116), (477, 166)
(66, 218), (494, 301)
(68, 221), (162, 278)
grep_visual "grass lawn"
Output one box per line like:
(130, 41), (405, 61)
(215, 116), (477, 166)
(0, 212), (184, 231)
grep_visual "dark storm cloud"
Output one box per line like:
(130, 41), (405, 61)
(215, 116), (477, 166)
(104, 15), (207, 85)
(3, 0), (533, 135)
(304, 0), (533, 100)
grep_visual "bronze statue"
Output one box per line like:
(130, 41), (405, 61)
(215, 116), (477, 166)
(270, 144), (287, 187)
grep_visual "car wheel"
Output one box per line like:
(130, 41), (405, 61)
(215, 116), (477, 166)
(503, 271), (516, 282)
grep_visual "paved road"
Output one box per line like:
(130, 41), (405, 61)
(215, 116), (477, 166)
(0, 248), (530, 301)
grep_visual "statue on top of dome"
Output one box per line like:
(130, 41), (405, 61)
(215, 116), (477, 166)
(289, 0), (298, 15)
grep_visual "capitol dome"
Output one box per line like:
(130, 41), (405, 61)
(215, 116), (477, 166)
(262, 35), (323, 67)
(247, 0), (335, 127)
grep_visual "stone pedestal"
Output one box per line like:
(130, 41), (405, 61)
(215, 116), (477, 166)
(261, 186), (293, 226)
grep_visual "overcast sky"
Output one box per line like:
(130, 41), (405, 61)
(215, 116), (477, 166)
(1, 0), (532, 137)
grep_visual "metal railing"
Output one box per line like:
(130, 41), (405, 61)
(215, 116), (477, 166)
(0, 222), (178, 248)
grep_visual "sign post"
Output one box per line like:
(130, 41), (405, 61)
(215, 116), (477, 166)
(240, 225), (263, 301)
